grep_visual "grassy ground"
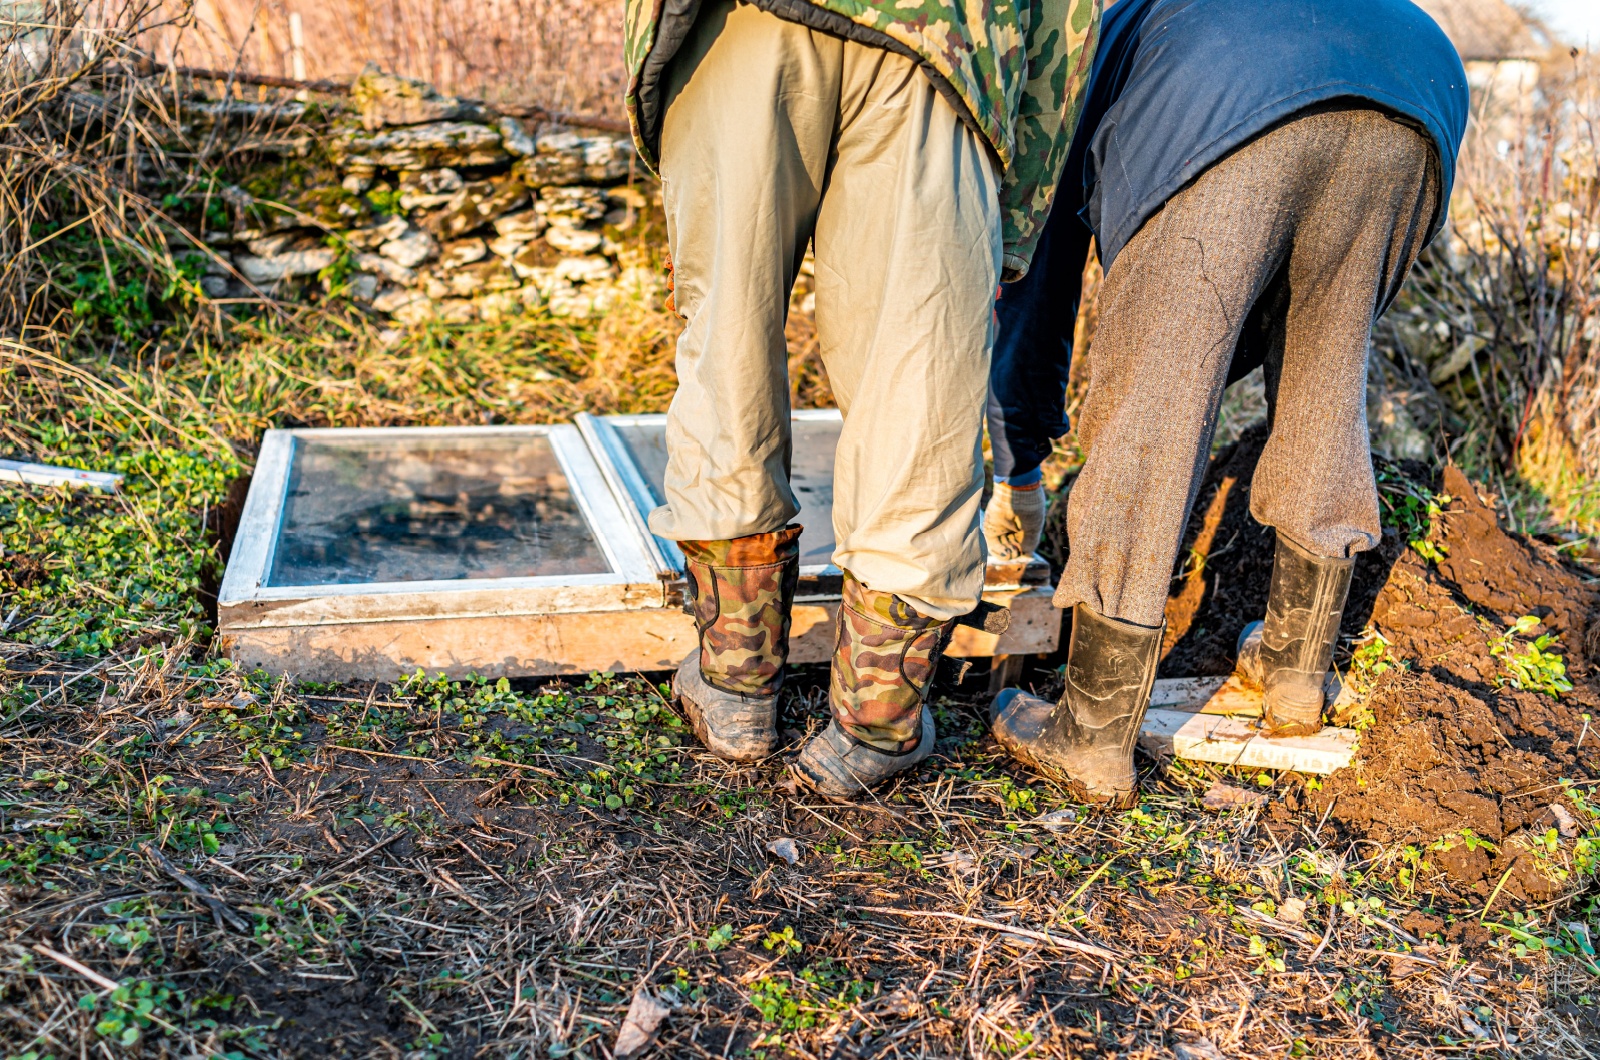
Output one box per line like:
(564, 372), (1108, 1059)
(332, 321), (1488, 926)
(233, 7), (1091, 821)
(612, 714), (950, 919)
(2, 297), (1598, 1058)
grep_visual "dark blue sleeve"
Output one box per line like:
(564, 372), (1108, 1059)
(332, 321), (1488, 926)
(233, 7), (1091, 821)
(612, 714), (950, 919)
(987, 202), (1093, 479)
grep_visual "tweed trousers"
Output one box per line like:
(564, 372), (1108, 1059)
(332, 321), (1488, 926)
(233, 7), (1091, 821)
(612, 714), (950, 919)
(1055, 107), (1440, 627)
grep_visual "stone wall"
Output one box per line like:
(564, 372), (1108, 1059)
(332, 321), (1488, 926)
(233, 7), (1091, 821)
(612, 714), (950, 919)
(200, 66), (663, 325)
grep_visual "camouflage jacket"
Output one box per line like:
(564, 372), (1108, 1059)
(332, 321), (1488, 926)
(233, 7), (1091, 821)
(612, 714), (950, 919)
(624, 0), (1100, 279)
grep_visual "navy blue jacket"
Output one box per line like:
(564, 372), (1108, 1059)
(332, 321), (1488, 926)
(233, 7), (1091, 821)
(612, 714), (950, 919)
(989, 0), (1469, 479)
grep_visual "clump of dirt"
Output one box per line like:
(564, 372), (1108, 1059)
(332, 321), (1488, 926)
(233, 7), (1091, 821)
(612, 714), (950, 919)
(1305, 467), (1600, 905)
(1163, 429), (1600, 906)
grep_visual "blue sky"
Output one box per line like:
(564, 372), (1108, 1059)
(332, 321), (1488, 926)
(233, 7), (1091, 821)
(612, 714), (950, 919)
(1529, 0), (1600, 46)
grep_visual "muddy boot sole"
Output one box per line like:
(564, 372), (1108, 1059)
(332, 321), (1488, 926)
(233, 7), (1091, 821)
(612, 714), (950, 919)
(990, 689), (1140, 810)
(792, 707), (934, 798)
(673, 650), (778, 762)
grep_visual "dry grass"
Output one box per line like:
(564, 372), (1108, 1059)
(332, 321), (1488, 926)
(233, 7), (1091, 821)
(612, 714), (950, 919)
(2, 647), (1595, 1058)
(1373, 53), (1600, 537)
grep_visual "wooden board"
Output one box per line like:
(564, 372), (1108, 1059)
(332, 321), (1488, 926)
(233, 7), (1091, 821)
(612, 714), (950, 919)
(223, 585), (1060, 682)
(1150, 673), (1352, 718)
(1140, 708), (1357, 775)
(1141, 676), (1360, 774)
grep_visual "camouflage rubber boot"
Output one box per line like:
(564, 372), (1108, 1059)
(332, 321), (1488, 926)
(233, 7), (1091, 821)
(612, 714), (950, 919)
(990, 604), (1162, 809)
(794, 574), (953, 797)
(672, 526), (801, 762)
(1235, 533), (1355, 737)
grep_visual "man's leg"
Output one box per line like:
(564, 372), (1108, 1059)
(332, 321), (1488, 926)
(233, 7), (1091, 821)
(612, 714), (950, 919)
(651, 2), (841, 759)
(812, 46), (1002, 623)
(1054, 124), (1322, 626)
(792, 43), (1002, 794)
(1251, 109), (1438, 556)
(1238, 109), (1439, 734)
(650, 0), (837, 545)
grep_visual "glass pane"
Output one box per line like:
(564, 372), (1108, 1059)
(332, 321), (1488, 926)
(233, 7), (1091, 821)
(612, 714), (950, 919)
(267, 433), (611, 587)
(613, 416), (840, 569)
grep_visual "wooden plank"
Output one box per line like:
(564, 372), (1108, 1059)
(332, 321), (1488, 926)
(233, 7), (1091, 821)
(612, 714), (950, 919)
(1139, 708), (1357, 775)
(1150, 673), (1347, 718)
(225, 585), (1062, 682)
(222, 607), (700, 681)
(1149, 675), (1230, 711)
(221, 578), (669, 627)
(987, 655), (1025, 695)
(946, 587), (1059, 658)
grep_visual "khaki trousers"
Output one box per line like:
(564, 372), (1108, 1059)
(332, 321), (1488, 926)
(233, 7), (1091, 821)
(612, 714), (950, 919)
(647, 0), (1003, 620)
(1055, 107), (1439, 628)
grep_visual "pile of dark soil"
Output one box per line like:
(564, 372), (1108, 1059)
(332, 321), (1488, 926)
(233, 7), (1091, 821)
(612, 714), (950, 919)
(1160, 424), (1600, 907)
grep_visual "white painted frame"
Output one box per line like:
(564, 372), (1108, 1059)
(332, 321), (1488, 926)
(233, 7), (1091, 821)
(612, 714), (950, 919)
(218, 425), (666, 630)
(583, 408), (849, 580)
(584, 408), (1051, 592)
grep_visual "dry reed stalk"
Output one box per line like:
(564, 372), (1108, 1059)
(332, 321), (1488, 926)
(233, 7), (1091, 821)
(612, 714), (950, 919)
(147, 0), (626, 118)
(1377, 53), (1600, 527)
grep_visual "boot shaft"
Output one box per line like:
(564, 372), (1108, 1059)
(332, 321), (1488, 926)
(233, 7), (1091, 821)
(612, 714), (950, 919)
(1258, 532), (1355, 708)
(1055, 603), (1163, 759)
(681, 526), (802, 697)
(829, 573), (953, 752)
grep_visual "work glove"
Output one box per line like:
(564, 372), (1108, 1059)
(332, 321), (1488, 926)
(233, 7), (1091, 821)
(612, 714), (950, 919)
(983, 481), (1046, 561)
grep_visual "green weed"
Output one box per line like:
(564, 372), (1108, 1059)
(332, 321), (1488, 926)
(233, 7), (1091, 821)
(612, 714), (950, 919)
(1378, 469), (1451, 562)
(1489, 616), (1573, 697)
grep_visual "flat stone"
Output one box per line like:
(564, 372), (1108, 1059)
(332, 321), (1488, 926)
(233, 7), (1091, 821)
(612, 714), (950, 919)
(535, 186), (607, 228)
(493, 209), (546, 241)
(422, 180), (530, 241)
(245, 230), (320, 257)
(488, 234), (529, 258)
(509, 246), (548, 280)
(349, 63), (487, 130)
(234, 248), (336, 284)
(399, 169), (464, 210)
(392, 296), (439, 325)
(496, 116), (535, 157)
(1139, 708), (1357, 775)
(372, 285), (426, 314)
(344, 216), (409, 250)
(513, 130), (633, 186)
(346, 272), (381, 301)
(438, 238), (489, 270)
(354, 253), (416, 286)
(379, 229), (439, 268)
(399, 189), (458, 211)
(553, 255), (616, 285)
(436, 298), (479, 324)
(476, 290), (525, 322)
(331, 121), (507, 171)
(545, 226), (604, 255)
(441, 260), (519, 297)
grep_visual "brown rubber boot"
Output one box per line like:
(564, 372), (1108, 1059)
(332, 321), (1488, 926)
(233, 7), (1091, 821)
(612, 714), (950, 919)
(794, 574), (953, 797)
(990, 604), (1162, 809)
(1234, 533), (1355, 737)
(672, 526), (801, 762)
